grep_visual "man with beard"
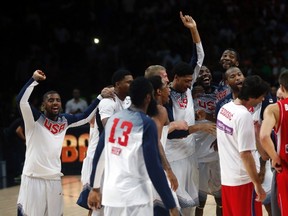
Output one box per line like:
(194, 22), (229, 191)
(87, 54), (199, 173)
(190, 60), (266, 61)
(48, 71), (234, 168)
(217, 75), (269, 216)
(192, 65), (222, 216)
(215, 67), (274, 215)
(16, 70), (113, 216)
(87, 77), (179, 216)
(215, 48), (240, 102)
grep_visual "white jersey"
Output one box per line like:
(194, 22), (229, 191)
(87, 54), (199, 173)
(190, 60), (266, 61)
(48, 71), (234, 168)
(216, 101), (260, 186)
(92, 108), (176, 209)
(98, 96), (131, 120)
(165, 89), (196, 162)
(17, 78), (99, 180)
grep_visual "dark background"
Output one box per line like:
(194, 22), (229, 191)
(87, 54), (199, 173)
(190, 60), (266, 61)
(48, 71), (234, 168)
(1, 0), (288, 127)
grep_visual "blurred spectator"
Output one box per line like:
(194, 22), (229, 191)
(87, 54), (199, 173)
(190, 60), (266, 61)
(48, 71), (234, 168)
(65, 88), (88, 114)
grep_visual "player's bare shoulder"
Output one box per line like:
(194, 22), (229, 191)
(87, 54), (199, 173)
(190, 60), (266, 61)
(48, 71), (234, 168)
(156, 104), (169, 126)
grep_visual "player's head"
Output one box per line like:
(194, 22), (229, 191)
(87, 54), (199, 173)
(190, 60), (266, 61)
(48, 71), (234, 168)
(145, 65), (169, 84)
(111, 69), (133, 96)
(147, 75), (170, 105)
(171, 62), (194, 93)
(42, 90), (62, 118)
(278, 70), (288, 96)
(219, 48), (240, 70)
(129, 77), (158, 116)
(238, 75), (270, 103)
(225, 67), (245, 93)
(196, 65), (212, 88)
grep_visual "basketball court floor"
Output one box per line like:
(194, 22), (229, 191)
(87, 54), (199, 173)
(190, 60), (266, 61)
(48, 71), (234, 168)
(0, 175), (268, 216)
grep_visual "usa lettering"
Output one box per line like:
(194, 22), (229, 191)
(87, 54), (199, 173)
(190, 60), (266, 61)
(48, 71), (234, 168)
(197, 100), (215, 111)
(44, 118), (66, 134)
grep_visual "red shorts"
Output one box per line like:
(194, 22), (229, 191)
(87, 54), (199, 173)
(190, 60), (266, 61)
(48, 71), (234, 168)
(222, 182), (262, 216)
(277, 166), (288, 216)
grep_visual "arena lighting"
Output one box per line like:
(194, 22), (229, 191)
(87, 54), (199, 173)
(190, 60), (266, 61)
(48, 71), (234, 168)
(93, 38), (100, 44)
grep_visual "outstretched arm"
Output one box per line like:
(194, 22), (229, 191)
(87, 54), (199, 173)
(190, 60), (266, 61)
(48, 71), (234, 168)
(180, 11), (204, 86)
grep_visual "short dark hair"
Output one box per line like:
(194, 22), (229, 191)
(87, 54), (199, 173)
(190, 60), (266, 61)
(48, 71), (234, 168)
(238, 75), (270, 100)
(279, 70), (288, 91)
(147, 75), (163, 93)
(172, 62), (194, 77)
(224, 48), (240, 62)
(43, 90), (60, 101)
(111, 69), (132, 86)
(129, 76), (153, 107)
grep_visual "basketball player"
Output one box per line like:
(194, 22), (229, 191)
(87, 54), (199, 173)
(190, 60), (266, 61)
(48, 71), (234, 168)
(217, 75), (269, 216)
(16, 70), (113, 216)
(80, 69), (132, 216)
(260, 70), (288, 216)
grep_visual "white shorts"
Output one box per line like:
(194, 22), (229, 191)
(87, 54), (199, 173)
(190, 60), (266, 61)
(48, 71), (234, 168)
(153, 172), (180, 209)
(198, 160), (221, 196)
(104, 203), (152, 216)
(17, 175), (63, 216)
(81, 156), (93, 184)
(170, 154), (199, 208)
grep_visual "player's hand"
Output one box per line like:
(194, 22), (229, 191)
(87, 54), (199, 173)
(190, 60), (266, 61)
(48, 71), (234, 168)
(32, 70), (46, 81)
(254, 183), (266, 202)
(170, 120), (188, 131)
(87, 188), (102, 210)
(180, 11), (197, 30)
(200, 122), (216, 136)
(101, 86), (115, 99)
(169, 207), (180, 216)
(166, 169), (179, 191)
(272, 155), (282, 173)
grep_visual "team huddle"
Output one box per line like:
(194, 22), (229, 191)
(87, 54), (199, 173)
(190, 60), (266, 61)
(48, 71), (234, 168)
(15, 11), (288, 216)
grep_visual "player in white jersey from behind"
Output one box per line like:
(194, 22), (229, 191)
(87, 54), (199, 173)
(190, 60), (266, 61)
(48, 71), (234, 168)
(16, 70), (113, 216)
(88, 77), (179, 216)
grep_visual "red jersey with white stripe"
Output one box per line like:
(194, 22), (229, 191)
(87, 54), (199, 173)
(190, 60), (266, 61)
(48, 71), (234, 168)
(275, 98), (288, 215)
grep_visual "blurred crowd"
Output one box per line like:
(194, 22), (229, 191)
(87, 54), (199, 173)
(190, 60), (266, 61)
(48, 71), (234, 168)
(0, 0), (288, 127)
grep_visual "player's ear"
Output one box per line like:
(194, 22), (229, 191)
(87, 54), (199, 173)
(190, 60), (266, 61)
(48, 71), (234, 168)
(41, 103), (45, 112)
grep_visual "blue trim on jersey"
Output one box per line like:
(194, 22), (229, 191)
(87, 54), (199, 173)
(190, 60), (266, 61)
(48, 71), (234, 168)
(215, 93), (233, 117)
(62, 98), (100, 125)
(164, 99), (189, 139)
(90, 130), (105, 187)
(260, 92), (275, 120)
(189, 43), (197, 70)
(141, 113), (176, 209)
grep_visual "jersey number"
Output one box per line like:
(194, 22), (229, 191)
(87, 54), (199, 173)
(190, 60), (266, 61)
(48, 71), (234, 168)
(108, 118), (133, 146)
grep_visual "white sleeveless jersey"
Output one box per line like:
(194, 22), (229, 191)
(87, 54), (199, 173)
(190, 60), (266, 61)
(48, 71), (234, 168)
(165, 89), (196, 162)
